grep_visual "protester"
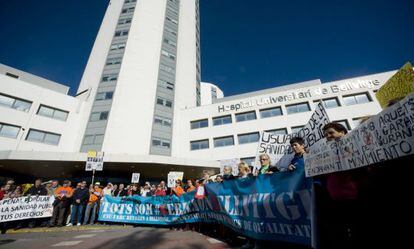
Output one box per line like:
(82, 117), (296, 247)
(320, 122), (362, 249)
(49, 180), (73, 227)
(238, 162), (253, 178)
(154, 184), (166, 196)
(186, 180), (196, 192)
(128, 184), (140, 196)
(83, 182), (102, 225)
(46, 180), (59, 196)
(67, 181), (89, 226)
(141, 185), (152, 197)
(215, 175), (223, 183)
(160, 181), (167, 191)
(222, 166), (235, 180)
(102, 183), (113, 196)
(257, 153), (279, 175)
(287, 137), (306, 172)
(26, 179), (47, 196)
(112, 184), (118, 196)
(113, 183), (127, 197)
(171, 179), (184, 197)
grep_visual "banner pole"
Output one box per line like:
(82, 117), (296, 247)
(91, 168), (95, 186)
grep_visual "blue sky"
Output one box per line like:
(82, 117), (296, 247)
(0, 0), (413, 96)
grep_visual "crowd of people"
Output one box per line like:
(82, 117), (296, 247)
(1, 117), (409, 248)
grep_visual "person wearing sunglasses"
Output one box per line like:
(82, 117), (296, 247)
(257, 153), (279, 175)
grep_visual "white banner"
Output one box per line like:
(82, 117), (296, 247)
(255, 102), (330, 170)
(219, 158), (240, 176)
(85, 151), (104, 171)
(131, 173), (140, 183)
(167, 171), (184, 188)
(305, 93), (414, 177)
(0, 195), (55, 223)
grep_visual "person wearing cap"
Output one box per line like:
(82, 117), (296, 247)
(49, 180), (73, 227)
(83, 182), (102, 225)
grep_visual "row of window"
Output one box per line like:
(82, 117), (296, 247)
(191, 93), (372, 129)
(0, 122), (61, 146)
(190, 119), (357, 151)
(0, 93), (69, 121)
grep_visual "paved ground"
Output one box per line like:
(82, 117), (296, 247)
(0, 226), (234, 249)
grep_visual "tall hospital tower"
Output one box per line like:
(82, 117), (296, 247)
(77, 0), (201, 156)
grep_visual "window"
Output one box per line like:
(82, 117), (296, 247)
(190, 139), (209, 150)
(159, 79), (174, 90)
(213, 115), (232, 126)
(343, 93), (371, 106)
(37, 105), (69, 121)
(260, 107), (283, 118)
(156, 97), (173, 108)
(121, 7), (135, 14)
(314, 97), (340, 109)
(214, 136), (234, 147)
(95, 91), (114, 101)
(352, 117), (365, 127)
(238, 132), (260, 144)
(115, 30), (129, 37)
(0, 93), (32, 112)
(291, 126), (305, 134)
(163, 38), (176, 47)
(161, 50), (176, 60)
(26, 129), (61, 145)
(160, 64), (175, 73)
(165, 26), (177, 36)
(110, 43), (126, 51)
(235, 111), (256, 122)
(5, 72), (19, 79)
(154, 116), (172, 127)
(101, 74), (118, 82)
(118, 18), (132, 25)
(166, 16), (178, 25)
(266, 128), (288, 135)
(286, 102), (310, 114)
(0, 123), (20, 139)
(106, 57), (122, 65)
(211, 87), (217, 100)
(90, 111), (109, 121)
(191, 119), (208, 129)
(152, 138), (171, 148)
(333, 120), (351, 130)
(83, 134), (104, 145)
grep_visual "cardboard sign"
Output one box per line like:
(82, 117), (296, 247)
(85, 151), (104, 171)
(167, 171), (184, 188)
(131, 173), (140, 183)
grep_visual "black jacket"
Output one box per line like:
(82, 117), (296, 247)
(25, 185), (48, 196)
(113, 189), (127, 197)
(72, 188), (89, 205)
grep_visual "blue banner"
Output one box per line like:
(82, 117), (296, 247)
(99, 166), (312, 245)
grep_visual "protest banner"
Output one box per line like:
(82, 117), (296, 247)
(304, 139), (341, 177)
(255, 102), (330, 169)
(305, 93), (414, 176)
(0, 195), (54, 223)
(219, 158), (240, 176)
(131, 173), (140, 184)
(167, 171), (184, 188)
(99, 166), (312, 246)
